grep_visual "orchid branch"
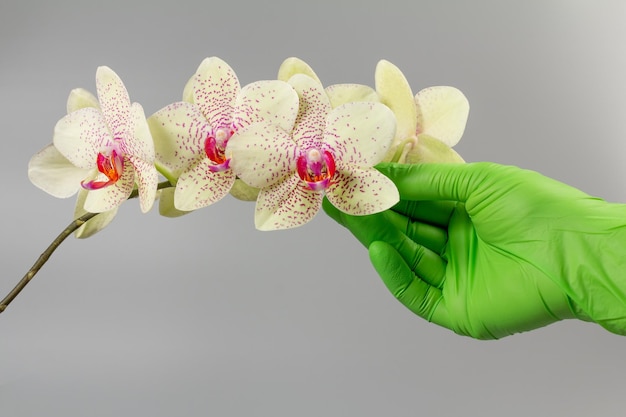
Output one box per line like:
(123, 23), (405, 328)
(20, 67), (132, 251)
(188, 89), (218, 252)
(0, 180), (172, 314)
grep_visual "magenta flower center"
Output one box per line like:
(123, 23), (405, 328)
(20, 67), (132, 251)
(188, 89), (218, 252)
(296, 148), (336, 191)
(205, 127), (233, 172)
(81, 142), (124, 190)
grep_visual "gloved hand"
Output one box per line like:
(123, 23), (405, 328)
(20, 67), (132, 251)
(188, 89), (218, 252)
(323, 162), (626, 339)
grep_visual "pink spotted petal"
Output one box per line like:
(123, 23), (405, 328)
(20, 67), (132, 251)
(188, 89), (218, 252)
(95, 66), (131, 139)
(53, 107), (111, 169)
(174, 158), (236, 211)
(227, 122), (297, 189)
(323, 102), (396, 167)
(123, 102), (155, 162)
(415, 86), (469, 147)
(83, 157), (135, 213)
(28, 144), (90, 198)
(147, 101), (212, 180)
(193, 57), (240, 129)
(288, 74), (331, 150)
(232, 80), (299, 131)
(128, 155), (158, 213)
(325, 168), (399, 216)
(254, 175), (323, 231)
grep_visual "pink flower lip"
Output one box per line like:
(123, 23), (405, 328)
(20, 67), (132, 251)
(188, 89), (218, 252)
(81, 148), (124, 190)
(296, 148), (336, 191)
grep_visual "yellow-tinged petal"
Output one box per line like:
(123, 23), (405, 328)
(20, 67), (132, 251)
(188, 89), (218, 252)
(147, 101), (211, 182)
(74, 188), (118, 238)
(193, 57), (240, 128)
(326, 168), (399, 215)
(66, 88), (100, 113)
(53, 107), (110, 169)
(95, 66), (131, 139)
(375, 60), (418, 145)
(174, 158), (236, 211)
(28, 144), (90, 198)
(288, 74), (331, 150)
(415, 86), (469, 147)
(227, 122), (296, 189)
(232, 80), (299, 131)
(325, 83), (380, 108)
(323, 101), (396, 167)
(83, 158), (135, 213)
(277, 57), (321, 84)
(182, 74), (195, 103)
(406, 134), (465, 164)
(254, 175), (323, 231)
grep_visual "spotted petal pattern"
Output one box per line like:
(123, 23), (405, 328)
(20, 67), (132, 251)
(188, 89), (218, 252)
(148, 57), (299, 212)
(255, 175), (323, 231)
(415, 86), (469, 147)
(229, 73), (399, 231)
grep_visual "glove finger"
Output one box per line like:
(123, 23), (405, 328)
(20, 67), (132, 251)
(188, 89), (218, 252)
(376, 162), (492, 202)
(385, 209), (448, 255)
(392, 200), (456, 228)
(323, 197), (447, 255)
(369, 241), (446, 325)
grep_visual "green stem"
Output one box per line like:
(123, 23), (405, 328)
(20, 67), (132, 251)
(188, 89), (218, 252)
(0, 181), (172, 315)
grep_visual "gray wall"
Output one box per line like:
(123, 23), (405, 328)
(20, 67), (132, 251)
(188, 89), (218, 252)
(1, 1), (625, 416)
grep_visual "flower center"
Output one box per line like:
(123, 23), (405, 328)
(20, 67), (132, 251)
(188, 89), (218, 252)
(205, 127), (233, 172)
(81, 143), (124, 190)
(296, 148), (336, 191)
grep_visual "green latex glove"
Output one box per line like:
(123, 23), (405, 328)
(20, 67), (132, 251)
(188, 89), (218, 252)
(323, 162), (626, 339)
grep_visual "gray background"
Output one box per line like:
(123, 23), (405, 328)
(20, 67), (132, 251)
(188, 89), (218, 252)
(1, 1), (626, 416)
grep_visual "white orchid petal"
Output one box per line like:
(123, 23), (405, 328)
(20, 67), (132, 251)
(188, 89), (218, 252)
(415, 86), (469, 147)
(277, 57), (322, 84)
(124, 102), (155, 162)
(83, 159), (135, 212)
(407, 134), (465, 164)
(74, 188), (118, 238)
(95, 66), (131, 139)
(66, 88), (100, 113)
(28, 144), (89, 198)
(255, 175), (323, 231)
(227, 123), (297, 189)
(147, 101), (211, 180)
(323, 102), (396, 167)
(375, 60), (417, 142)
(325, 83), (380, 108)
(174, 159), (235, 211)
(288, 74), (331, 149)
(193, 57), (240, 129)
(182, 73), (195, 103)
(326, 168), (399, 215)
(128, 156), (158, 213)
(232, 80), (299, 131)
(53, 107), (110, 169)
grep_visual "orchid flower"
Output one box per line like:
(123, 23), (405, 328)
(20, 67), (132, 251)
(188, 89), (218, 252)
(30, 66), (157, 215)
(278, 57), (380, 108)
(375, 59), (469, 163)
(227, 74), (399, 231)
(147, 57), (299, 211)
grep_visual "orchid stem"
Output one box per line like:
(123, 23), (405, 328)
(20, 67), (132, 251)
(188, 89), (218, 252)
(0, 181), (172, 315)
(0, 212), (98, 314)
